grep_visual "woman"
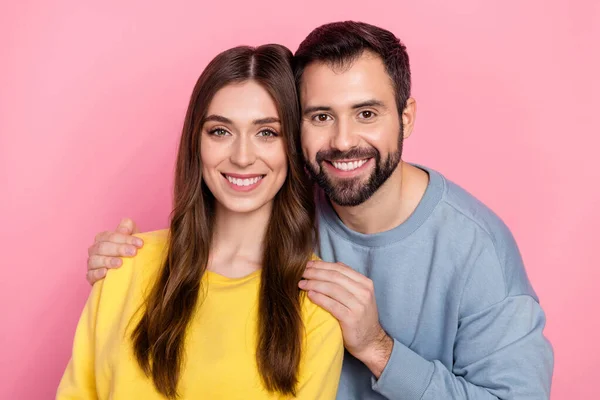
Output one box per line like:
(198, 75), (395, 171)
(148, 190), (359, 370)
(57, 44), (343, 399)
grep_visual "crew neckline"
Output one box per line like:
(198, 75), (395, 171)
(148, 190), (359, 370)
(205, 269), (261, 284)
(317, 165), (445, 248)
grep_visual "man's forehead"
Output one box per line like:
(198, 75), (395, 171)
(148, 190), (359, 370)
(300, 54), (394, 108)
(303, 52), (385, 78)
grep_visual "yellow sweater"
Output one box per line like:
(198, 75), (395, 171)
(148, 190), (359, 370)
(57, 230), (344, 399)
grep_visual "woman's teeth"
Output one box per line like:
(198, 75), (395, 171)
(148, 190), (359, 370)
(226, 175), (263, 186)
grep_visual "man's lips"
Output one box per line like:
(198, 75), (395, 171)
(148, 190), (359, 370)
(327, 158), (370, 171)
(323, 157), (374, 176)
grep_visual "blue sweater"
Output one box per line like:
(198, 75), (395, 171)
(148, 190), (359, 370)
(317, 166), (553, 399)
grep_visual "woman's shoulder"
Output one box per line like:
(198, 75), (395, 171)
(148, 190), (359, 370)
(134, 229), (170, 245)
(302, 296), (340, 332)
(103, 229), (169, 293)
(87, 230), (170, 350)
(301, 254), (341, 335)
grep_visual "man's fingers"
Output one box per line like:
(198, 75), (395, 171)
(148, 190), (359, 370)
(85, 218), (138, 286)
(302, 266), (375, 308)
(94, 231), (143, 247)
(87, 255), (122, 270)
(86, 268), (107, 285)
(88, 241), (138, 257)
(116, 218), (139, 235)
(307, 260), (366, 283)
(299, 279), (360, 310)
(302, 267), (360, 292)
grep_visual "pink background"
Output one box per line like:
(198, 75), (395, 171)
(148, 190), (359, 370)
(1, 1), (598, 398)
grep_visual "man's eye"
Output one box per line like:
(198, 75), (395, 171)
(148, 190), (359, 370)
(313, 114), (332, 122)
(359, 111), (376, 119)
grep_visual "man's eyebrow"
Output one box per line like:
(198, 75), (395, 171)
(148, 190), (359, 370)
(303, 106), (333, 115)
(302, 100), (387, 115)
(203, 115), (232, 124)
(351, 100), (386, 109)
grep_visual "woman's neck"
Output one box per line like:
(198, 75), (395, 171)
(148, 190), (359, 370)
(207, 201), (272, 278)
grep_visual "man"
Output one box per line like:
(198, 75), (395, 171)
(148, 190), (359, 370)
(85, 21), (553, 399)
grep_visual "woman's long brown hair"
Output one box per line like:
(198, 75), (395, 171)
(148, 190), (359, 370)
(131, 45), (315, 398)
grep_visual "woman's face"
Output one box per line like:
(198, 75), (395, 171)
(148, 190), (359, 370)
(201, 80), (288, 214)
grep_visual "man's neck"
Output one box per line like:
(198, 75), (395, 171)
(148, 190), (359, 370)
(331, 162), (429, 235)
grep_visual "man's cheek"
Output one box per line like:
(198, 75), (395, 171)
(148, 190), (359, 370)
(300, 145), (311, 162)
(300, 142), (316, 163)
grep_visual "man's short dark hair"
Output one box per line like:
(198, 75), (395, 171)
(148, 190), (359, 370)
(294, 21), (411, 116)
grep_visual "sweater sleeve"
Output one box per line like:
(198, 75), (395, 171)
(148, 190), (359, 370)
(372, 295), (553, 399)
(295, 299), (345, 399)
(56, 231), (165, 399)
(56, 280), (104, 399)
(372, 229), (553, 399)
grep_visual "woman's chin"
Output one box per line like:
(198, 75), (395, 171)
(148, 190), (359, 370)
(216, 198), (274, 215)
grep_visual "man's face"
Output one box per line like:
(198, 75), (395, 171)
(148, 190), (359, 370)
(300, 51), (405, 207)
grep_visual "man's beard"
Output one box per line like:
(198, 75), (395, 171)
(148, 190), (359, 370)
(305, 134), (403, 207)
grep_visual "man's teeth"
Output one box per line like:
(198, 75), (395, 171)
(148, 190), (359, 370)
(226, 176), (263, 186)
(332, 159), (368, 171)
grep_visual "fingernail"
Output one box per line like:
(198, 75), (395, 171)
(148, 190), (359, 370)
(111, 258), (122, 267)
(298, 280), (307, 288)
(306, 261), (314, 268)
(126, 247), (136, 256)
(134, 238), (143, 247)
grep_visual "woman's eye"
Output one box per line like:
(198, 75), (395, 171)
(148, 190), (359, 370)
(313, 114), (332, 122)
(209, 128), (230, 136)
(257, 129), (278, 137)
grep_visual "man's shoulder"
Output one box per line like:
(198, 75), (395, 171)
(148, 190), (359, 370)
(432, 171), (535, 300)
(434, 171), (513, 244)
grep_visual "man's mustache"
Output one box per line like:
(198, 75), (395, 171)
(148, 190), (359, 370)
(315, 148), (378, 164)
